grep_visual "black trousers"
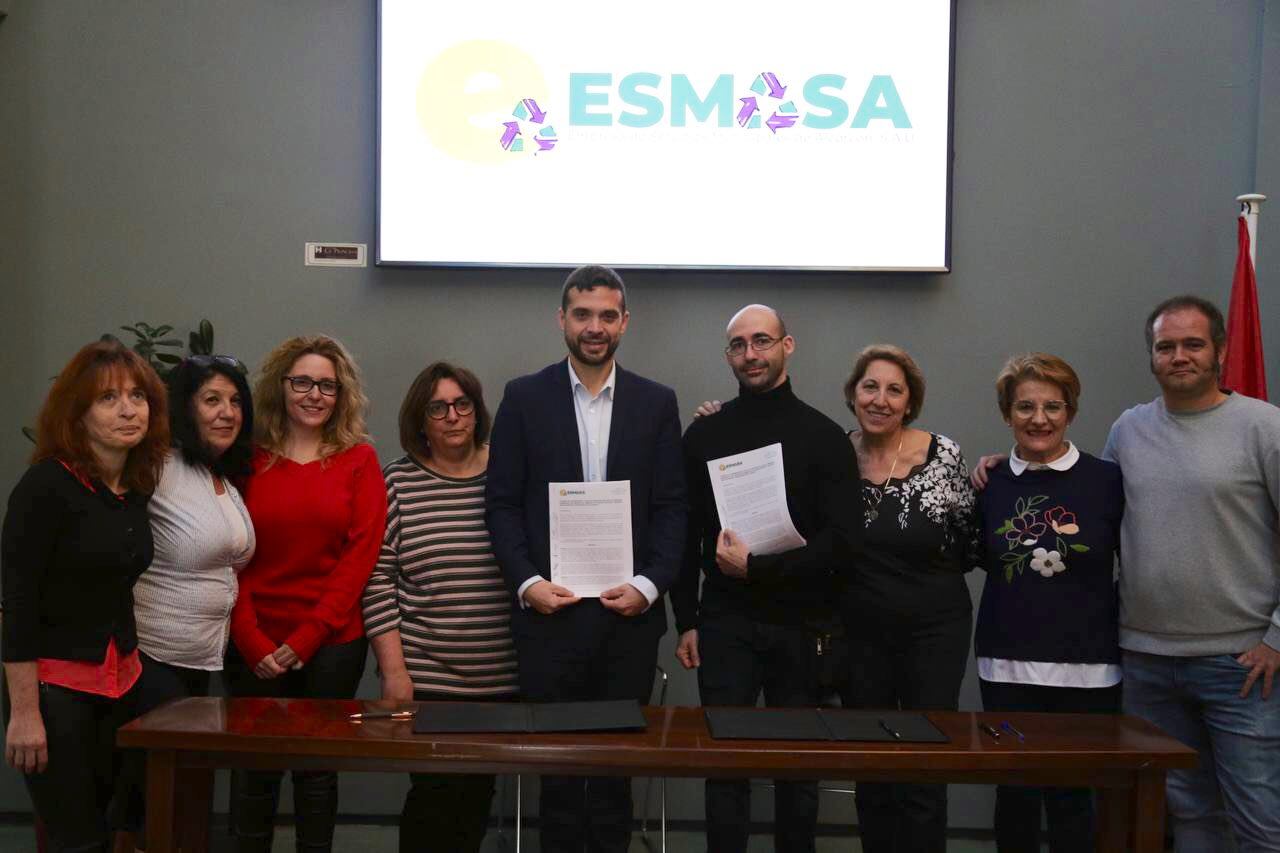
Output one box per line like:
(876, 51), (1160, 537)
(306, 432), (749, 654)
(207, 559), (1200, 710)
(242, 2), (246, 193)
(3, 678), (140, 853)
(120, 652), (215, 837)
(839, 610), (971, 853)
(398, 690), (516, 853)
(223, 638), (368, 853)
(979, 678), (1121, 853)
(513, 602), (659, 853)
(697, 609), (827, 853)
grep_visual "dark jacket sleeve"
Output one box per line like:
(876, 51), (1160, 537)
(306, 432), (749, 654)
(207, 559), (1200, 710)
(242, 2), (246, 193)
(671, 420), (708, 634)
(1, 464), (62, 662)
(485, 380), (542, 595)
(636, 386), (687, 596)
(747, 426), (862, 587)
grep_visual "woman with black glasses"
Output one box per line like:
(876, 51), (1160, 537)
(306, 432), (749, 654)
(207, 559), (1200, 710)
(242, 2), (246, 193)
(362, 361), (517, 853)
(225, 335), (386, 853)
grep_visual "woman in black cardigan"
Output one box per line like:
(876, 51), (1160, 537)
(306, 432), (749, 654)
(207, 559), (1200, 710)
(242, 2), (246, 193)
(2, 339), (169, 853)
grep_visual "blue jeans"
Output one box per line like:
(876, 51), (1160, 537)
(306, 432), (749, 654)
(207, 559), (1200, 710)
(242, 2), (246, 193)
(1122, 650), (1280, 853)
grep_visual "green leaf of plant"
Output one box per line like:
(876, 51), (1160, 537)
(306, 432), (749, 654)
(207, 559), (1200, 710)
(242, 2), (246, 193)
(120, 325), (142, 336)
(155, 339), (183, 348)
(21, 426), (37, 444)
(1070, 544), (1090, 553)
(154, 325), (173, 337)
(199, 319), (214, 349)
(155, 353), (182, 364)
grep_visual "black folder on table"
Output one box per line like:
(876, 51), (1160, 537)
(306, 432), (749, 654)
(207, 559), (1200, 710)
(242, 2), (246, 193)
(413, 699), (647, 734)
(705, 708), (948, 743)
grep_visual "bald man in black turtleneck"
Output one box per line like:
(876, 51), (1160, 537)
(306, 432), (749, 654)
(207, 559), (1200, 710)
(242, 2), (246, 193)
(671, 304), (862, 853)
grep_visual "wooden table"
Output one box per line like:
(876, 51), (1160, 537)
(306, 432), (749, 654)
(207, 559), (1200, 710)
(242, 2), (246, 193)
(118, 698), (1196, 853)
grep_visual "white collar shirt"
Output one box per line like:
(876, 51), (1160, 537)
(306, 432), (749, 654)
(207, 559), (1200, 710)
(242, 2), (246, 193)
(1009, 440), (1079, 476)
(568, 359), (616, 483)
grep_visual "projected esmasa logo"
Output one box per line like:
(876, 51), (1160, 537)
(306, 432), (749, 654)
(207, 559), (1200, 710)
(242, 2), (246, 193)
(566, 73), (910, 130)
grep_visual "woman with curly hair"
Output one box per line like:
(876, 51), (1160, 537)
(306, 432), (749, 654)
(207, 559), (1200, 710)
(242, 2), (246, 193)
(2, 339), (169, 852)
(225, 335), (386, 853)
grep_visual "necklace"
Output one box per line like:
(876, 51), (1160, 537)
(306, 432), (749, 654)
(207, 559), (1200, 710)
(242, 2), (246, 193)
(865, 432), (904, 523)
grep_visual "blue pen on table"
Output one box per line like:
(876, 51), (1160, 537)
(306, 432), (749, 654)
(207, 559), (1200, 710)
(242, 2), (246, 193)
(349, 710), (414, 722)
(878, 718), (902, 741)
(1000, 721), (1025, 742)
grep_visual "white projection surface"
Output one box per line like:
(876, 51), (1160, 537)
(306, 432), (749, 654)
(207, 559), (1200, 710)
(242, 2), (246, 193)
(378, 1), (953, 270)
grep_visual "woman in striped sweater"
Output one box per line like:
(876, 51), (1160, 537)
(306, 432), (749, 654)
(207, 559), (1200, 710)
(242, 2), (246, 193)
(362, 361), (518, 853)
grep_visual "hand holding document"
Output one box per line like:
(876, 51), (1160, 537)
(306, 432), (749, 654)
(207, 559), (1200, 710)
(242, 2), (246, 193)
(707, 443), (806, 556)
(549, 481), (634, 597)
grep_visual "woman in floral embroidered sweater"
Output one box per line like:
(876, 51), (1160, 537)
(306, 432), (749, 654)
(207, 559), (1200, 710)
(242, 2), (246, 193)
(840, 344), (978, 853)
(974, 353), (1124, 853)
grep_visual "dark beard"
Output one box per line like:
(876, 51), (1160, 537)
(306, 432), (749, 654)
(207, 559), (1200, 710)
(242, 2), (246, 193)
(566, 333), (619, 366)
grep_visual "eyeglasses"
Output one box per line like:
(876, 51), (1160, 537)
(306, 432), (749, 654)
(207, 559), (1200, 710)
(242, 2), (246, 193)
(1011, 400), (1069, 419)
(187, 354), (246, 374)
(284, 375), (341, 396)
(725, 334), (782, 358)
(426, 397), (475, 420)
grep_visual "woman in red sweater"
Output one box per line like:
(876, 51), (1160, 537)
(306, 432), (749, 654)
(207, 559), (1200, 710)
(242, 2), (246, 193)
(226, 334), (386, 853)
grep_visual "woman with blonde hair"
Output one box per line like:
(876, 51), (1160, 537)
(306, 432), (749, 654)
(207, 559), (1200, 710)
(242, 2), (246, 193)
(3, 339), (168, 852)
(225, 335), (386, 853)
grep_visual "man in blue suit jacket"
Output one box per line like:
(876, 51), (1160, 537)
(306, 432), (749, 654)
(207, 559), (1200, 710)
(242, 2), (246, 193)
(486, 265), (686, 853)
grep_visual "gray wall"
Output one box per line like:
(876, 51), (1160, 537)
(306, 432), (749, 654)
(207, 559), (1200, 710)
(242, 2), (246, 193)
(2, 0), (1278, 832)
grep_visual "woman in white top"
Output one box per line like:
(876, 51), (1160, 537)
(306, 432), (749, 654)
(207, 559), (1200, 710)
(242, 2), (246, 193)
(134, 354), (256, 700)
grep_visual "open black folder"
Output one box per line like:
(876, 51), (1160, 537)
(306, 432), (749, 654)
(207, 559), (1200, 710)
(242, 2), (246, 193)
(705, 708), (949, 743)
(412, 699), (647, 734)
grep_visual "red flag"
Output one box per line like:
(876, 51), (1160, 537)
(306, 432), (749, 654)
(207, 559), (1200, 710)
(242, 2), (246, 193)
(1221, 214), (1268, 400)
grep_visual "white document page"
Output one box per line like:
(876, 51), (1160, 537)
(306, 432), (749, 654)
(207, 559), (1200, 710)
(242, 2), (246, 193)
(707, 444), (807, 556)
(548, 481), (634, 597)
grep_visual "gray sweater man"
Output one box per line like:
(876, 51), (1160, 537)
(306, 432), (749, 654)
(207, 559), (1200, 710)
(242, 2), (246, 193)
(1103, 295), (1280, 853)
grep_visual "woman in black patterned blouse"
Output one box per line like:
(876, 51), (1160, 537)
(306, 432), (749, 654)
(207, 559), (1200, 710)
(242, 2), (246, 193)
(840, 344), (978, 853)
(361, 361), (517, 853)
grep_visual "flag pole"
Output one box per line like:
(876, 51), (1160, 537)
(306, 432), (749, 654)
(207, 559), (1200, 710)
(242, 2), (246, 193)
(1237, 193), (1266, 267)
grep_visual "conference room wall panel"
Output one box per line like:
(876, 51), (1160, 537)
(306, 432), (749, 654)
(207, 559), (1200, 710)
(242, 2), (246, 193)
(1, 0), (1276, 830)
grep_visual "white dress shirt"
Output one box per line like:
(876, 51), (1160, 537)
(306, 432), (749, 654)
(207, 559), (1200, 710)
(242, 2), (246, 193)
(517, 361), (658, 607)
(977, 441), (1123, 689)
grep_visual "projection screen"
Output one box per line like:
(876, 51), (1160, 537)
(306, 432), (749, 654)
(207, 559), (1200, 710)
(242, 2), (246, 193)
(378, 1), (955, 271)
